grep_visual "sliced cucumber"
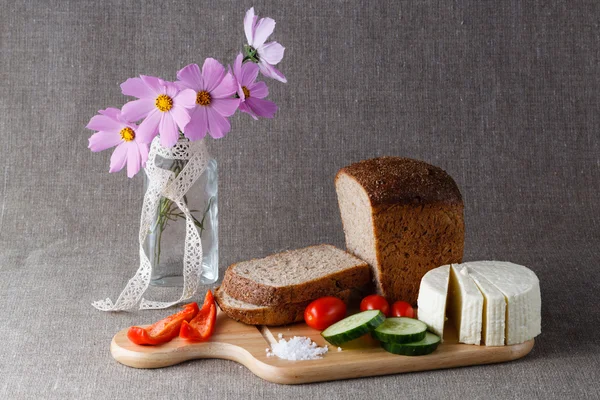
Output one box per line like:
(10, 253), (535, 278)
(381, 332), (441, 356)
(372, 317), (427, 344)
(321, 310), (385, 346)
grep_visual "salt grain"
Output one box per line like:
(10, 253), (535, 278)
(269, 336), (329, 360)
(337, 347), (342, 352)
(278, 333), (283, 339)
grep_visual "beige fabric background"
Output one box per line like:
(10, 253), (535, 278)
(1, 0), (599, 398)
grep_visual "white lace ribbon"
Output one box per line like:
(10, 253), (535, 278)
(92, 137), (209, 311)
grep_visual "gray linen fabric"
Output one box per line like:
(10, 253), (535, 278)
(1, 0), (599, 398)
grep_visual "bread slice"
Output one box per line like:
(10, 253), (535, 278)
(335, 157), (464, 305)
(220, 244), (371, 306)
(215, 286), (353, 326)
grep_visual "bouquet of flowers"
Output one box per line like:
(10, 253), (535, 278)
(87, 7), (286, 311)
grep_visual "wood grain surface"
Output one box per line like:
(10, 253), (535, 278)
(111, 310), (534, 384)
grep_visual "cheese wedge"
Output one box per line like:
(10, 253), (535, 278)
(467, 261), (541, 345)
(467, 268), (506, 346)
(417, 265), (450, 340)
(447, 264), (483, 345)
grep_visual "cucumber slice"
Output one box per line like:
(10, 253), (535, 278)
(372, 317), (427, 344)
(321, 310), (385, 346)
(381, 332), (441, 356)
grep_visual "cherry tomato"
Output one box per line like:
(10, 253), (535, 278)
(391, 301), (415, 318)
(360, 294), (390, 317)
(304, 297), (347, 330)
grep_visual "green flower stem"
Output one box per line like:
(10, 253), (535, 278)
(243, 44), (259, 63)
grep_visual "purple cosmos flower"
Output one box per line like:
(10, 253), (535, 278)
(120, 76), (196, 148)
(87, 108), (149, 178)
(244, 7), (287, 83)
(176, 58), (240, 140)
(232, 53), (277, 120)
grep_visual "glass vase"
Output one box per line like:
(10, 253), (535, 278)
(143, 139), (218, 287)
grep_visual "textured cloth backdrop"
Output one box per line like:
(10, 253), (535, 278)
(1, 0), (599, 399)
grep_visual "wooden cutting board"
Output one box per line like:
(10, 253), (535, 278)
(111, 309), (534, 384)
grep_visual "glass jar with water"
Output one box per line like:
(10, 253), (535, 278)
(143, 138), (218, 287)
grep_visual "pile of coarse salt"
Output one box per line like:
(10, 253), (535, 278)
(265, 335), (329, 360)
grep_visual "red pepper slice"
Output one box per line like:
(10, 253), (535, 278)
(179, 290), (217, 342)
(127, 302), (199, 346)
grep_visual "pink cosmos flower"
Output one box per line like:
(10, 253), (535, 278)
(232, 53), (277, 120)
(244, 7), (287, 83)
(176, 59), (240, 139)
(120, 76), (196, 148)
(87, 108), (149, 178)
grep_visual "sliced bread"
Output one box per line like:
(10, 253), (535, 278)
(220, 244), (371, 306)
(215, 286), (353, 326)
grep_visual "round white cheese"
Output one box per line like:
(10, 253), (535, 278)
(417, 261), (541, 346)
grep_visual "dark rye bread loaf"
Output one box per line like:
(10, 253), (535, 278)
(220, 244), (371, 306)
(335, 157), (464, 305)
(215, 287), (353, 326)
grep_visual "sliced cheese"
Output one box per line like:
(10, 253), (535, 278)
(417, 265), (450, 340)
(467, 261), (541, 345)
(448, 264), (483, 345)
(467, 268), (506, 346)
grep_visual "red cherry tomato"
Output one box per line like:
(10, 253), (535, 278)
(304, 297), (347, 330)
(360, 294), (390, 317)
(391, 301), (415, 318)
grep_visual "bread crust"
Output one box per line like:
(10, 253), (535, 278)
(336, 156), (463, 207)
(374, 202), (464, 304)
(215, 287), (353, 326)
(220, 245), (371, 306)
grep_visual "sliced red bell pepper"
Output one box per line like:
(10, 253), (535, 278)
(127, 302), (199, 346)
(179, 290), (217, 342)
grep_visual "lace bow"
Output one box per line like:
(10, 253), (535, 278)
(93, 137), (209, 311)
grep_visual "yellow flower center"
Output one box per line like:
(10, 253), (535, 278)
(242, 86), (250, 99)
(155, 94), (173, 112)
(120, 127), (135, 142)
(196, 90), (212, 106)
